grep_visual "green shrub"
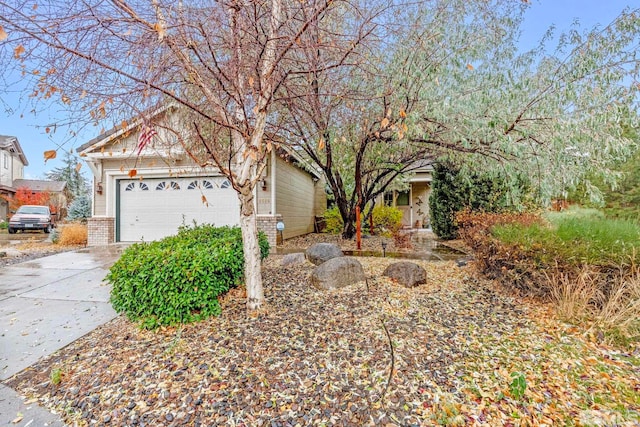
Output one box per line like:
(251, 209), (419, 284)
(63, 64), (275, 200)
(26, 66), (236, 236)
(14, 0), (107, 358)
(0, 221), (7, 230)
(322, 206), (344, 234)
(107, 224), (269, 329)
(429, 162), (463, 240)
(371, 205), (403, 236)
(430, 161), (515, 240)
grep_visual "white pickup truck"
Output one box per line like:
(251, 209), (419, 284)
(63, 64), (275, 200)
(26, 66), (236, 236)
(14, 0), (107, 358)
(8, 205), (56, 234)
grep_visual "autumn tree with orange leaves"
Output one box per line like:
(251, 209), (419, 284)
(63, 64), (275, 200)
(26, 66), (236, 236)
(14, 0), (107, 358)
(2, 187), (51, 215)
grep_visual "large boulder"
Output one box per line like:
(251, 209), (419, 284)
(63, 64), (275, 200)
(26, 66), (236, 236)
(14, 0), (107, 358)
(281, 252), (306, 267)
(311, 257), (365, 290)
(383, 261), (427, 288)
(305, 242), (343, 266)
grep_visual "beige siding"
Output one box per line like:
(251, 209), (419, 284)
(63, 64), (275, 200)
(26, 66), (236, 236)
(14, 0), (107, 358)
(93, 177), (108, 216)
(12, 157), (23, 181)
(275, 157), (315, 239)
(0, 150), (22, 187)
(256, 159), (272, 215)
(0, 151), (11, 187)
(313, 176), (327, 216)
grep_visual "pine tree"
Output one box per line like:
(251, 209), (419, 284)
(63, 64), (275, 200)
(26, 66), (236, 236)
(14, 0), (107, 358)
(46, 151), (89, 202)
(66, 195), (91, 221)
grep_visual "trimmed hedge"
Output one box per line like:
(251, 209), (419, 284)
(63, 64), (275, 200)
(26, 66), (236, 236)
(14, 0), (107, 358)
(108, 224), (269, 329)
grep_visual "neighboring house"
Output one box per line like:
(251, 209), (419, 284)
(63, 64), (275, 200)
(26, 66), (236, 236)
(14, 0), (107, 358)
(12, 179), (68, 218)
(77, 110), (326, 246)
(0, 135), (28, 220)
(381, 161), (433, 229)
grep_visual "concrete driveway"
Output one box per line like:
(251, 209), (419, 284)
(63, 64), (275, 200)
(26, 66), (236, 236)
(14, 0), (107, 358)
(0, 245), (126, 426)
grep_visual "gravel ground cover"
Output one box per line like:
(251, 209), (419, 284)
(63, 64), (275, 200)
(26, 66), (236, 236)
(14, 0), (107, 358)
(5, 251), (639, 426)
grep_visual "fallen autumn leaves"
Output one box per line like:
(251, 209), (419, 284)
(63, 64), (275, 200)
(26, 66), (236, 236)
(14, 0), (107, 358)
(6, 256), (640, 426)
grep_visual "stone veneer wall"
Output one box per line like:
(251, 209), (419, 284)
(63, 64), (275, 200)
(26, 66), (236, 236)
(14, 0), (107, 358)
(87, 217), (115, 246)
(256, 214), (282, 247)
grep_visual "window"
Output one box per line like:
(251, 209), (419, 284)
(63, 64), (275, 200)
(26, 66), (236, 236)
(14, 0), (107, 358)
(3, 153), (7, 169)
(187, 181), (198, 190)
(396, 191), (409, 206)
(125, 182), (149, 191)
(203, 180), (214, 189)
(220, 179), (230, 189)
(384, 192), (394, 206)
(156, 181), (180, 190)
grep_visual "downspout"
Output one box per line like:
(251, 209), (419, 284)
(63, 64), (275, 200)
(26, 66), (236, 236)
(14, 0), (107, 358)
(270, 149), (276, 215)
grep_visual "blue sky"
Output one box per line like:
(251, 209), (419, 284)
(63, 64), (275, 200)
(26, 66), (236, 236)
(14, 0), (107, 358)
(0, 0), (636, 179)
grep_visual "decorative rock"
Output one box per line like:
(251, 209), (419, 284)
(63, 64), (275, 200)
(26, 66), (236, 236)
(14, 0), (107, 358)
(305, 243), (343, 266)
(456, 256), (474, 267)
(281, 252), (306, 267)
(310, 257), (365, 290)
(383, 261), (427, 288)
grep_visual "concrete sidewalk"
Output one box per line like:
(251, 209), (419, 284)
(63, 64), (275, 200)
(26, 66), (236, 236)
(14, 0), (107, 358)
(0, 245), (125, 426)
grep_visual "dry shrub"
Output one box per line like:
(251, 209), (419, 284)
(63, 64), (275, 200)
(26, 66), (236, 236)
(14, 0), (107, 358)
(597, 265), (640, 339)
(458, 210), (640, 346)
(545, 266), (602, 322)
(456, 210), (549, 296)
(546, 264), (640, 344)
(392, 229), (413, 249)
(58, 223), (88, 246)
(456, 209), (542, 247)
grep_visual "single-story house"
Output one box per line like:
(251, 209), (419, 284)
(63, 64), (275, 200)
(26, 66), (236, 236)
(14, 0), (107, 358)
(77, 109), (326, 246)
(12, 179), (68, 218)
(381, 162), (433, 229)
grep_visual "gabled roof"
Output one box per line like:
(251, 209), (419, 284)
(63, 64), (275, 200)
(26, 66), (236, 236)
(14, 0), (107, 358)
(13, 179), (67, 192)
(0, 135), (29, 166)
(76, 104), (170, 154)
(78, 104), (324, 179)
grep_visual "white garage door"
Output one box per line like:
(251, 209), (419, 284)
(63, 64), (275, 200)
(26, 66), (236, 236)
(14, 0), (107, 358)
(119, 177), (239, 242)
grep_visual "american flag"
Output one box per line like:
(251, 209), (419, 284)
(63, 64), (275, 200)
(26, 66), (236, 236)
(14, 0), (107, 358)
(137, 124), (157, 155)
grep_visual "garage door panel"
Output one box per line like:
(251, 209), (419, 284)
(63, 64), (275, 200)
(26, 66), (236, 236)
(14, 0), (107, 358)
(119, 177), (239, 242)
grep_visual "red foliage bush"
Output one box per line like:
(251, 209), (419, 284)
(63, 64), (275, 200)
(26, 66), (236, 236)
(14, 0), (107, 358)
(455, 210), (553, 297)
(2, 187), (53, 217)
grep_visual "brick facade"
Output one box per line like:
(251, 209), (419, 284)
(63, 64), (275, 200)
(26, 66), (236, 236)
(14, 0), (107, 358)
(256, 214), (283, 247)
(87, 215), (283, 247)
(87, 217), (115, 246)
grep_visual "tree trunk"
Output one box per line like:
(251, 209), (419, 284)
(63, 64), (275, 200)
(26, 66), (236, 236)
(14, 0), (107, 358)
(238, 188), (264, 310)
(342, 212), (356, 239)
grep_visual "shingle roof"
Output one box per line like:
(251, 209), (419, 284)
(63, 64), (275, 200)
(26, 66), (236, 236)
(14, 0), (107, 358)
(13, 179), (67, 192)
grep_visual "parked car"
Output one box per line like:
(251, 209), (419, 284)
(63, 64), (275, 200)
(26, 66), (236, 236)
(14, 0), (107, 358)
(8, 205), (56, 234)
